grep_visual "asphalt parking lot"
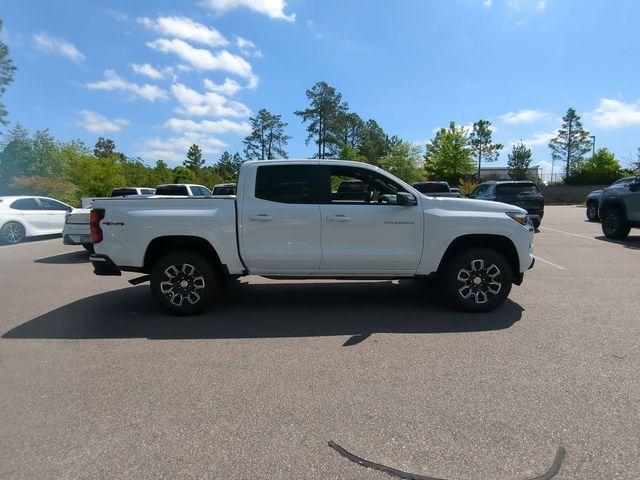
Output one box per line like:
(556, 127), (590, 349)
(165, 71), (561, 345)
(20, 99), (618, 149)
(0, 205), (638, 480)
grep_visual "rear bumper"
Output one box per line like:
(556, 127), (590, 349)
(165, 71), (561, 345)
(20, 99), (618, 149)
(90, 254), (121, 276)
(63, 233), (92, 245)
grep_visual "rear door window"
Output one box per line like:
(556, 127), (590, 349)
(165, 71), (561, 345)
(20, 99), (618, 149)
(255, 165), (320, 204)
(10, 198), (40, 210)
(495, 184), (540, 197)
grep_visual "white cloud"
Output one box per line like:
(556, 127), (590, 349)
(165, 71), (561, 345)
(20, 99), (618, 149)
(589, 98), (640, 129)
(78, 110), (130, 134)
(138, 16), (229, 47)
(518, 130), (557, 148)
(139, 133), (228, 163)
(131, 63), (165, 80)
(33, 33), (85, 62)
(147, 38), (258, 86)
(235, 36), (262, 57)
(203, 77), (243, 96)
(200, 0), (295, 21)
(86, 70), (168, 101)
(172, 83), (251, 117)
(500, 109), (554, 124)
(165, 118), (251, 135)
(507, 0), (549, 11)
(483, 0), (493, 8)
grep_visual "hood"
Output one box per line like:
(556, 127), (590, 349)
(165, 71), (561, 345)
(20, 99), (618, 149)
(587, 189), (602, 197)
(421, 195), (527, 214)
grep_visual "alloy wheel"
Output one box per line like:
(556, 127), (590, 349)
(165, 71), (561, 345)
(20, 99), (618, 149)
(456, 258), (502, 304)
(4, 223), (25, 244)
(159, 263), (206, 307)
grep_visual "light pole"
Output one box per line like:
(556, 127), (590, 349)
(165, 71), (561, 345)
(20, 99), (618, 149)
(590, 135), (596, 157)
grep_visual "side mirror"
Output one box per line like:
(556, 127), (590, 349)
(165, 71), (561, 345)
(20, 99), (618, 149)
(629, 182), (640, 192)
(397, 192), (417, 206)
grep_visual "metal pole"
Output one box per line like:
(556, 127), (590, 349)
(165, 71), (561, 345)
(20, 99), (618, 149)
(590, 135), (596, 157)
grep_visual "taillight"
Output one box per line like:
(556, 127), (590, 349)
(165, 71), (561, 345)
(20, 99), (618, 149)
(90, 209), (105, 244)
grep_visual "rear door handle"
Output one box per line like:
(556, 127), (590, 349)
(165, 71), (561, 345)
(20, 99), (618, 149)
(249, 214), (273, 221)
(327, 215), (351, 222)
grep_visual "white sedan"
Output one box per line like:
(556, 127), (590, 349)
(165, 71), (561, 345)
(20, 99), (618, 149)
(0, 196), (72, 244)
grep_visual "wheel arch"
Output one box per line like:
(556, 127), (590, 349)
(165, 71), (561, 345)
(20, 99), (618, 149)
(1, 218), (29, 236)
(143, 235), (226, 276)
(599, 197), (627, 220)
(437, 234), (520, 280)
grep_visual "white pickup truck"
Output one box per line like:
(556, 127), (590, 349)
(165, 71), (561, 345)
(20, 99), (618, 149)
(90, 160), (535, 315)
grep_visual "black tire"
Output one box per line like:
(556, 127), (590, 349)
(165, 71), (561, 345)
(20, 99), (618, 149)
(441, 247), (513, 313)
(150, 251), (218, 315)
(1, 221), (26, 244)
(601, 209), (630, 240)
(82, 243), (95, 253)
(532, 217), (541, 229)
(586, 201), (599, 222)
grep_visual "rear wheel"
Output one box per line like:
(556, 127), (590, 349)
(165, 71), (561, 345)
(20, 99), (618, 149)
(441, 248), (512, 313)
(82, 243), (94, 253)
(151, 251), (217, 315)
(586, 201), (599, 222)
(1, 222), (26, 244)
(601, 209), (630, 240)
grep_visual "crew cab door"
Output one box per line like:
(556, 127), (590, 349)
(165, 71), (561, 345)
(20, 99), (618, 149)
(318, 165), (423, 272)
(239, 164), (323, 271)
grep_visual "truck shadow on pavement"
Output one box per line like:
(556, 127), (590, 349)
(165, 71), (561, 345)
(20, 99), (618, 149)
(594, 234), (640, 250)
(3, 280), (523, 341)
(34, 250), (91, 264)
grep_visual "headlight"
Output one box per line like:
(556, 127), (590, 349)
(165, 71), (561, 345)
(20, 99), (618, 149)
(506, 211), (529, 225)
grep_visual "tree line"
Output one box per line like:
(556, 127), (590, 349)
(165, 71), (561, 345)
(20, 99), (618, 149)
(1, 21), (639, 205)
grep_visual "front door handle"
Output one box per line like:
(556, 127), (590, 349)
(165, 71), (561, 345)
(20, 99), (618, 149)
(249, 214), (273, 221)
(327, 215), (351, 222)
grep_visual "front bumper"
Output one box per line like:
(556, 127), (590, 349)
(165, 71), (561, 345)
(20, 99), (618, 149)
(90, 254), (121, 276)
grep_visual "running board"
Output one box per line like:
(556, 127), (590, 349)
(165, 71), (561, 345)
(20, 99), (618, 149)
(128, 275), (151, 285)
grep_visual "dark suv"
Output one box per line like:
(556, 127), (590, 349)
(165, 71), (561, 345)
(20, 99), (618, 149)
(470, 181), (545, 228)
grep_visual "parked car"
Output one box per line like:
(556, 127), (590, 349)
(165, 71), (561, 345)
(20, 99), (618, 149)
(63, 189), (156, 251)
(586, 177), (637, 222)
(89, 159), (535, 315)
(0, 196), (72, 244)
(111, 187), (156, 197)
(212, 183), (237, 195)
(412, 181), (460, 197)
(598, 176), (640, 239)
(155, 184), (212, 196)
(470, 181), (545, 228)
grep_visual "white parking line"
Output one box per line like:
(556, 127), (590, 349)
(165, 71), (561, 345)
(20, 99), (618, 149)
(539, 226), (596, 241)
(533, 255), (567, 270)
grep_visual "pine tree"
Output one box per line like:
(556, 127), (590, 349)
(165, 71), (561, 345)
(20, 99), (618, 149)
(507, 142), (532, 180)
(243, 108), (291, 160)
(184, 144), (205, 170)
(0, 21), (16, 126)
(294, 81), (348, 159)
(470, 120), (502, 178)
(549, 108), (592, 179)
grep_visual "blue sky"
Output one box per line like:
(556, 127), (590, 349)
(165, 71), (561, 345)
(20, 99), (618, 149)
(2, 0), (640, 175)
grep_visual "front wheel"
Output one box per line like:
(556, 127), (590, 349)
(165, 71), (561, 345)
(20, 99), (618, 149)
(1, 222), (26, 244)
(601, 209), (630, 240)
(441, 248), (513, 313)
(150, 251), (218, 315)
(586, 202), (599, 222)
